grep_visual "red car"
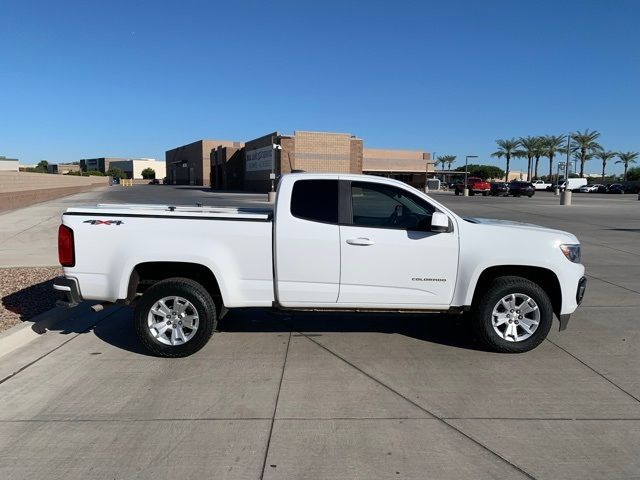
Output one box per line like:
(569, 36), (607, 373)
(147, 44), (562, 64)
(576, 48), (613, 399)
(454, 177), (491, 196)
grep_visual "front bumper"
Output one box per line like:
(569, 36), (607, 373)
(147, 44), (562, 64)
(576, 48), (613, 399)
(577, 276), (587, 305)
(558, 276), (587, 331)
(53, 276), (82, 308)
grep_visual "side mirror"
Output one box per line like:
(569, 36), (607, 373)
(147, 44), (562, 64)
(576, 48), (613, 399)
(430, 212), (450, 233)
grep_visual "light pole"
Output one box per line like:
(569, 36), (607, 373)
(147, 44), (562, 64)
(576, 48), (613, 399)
(556, 162), (564, 196)
(426, 151), (435, 192)
(464, 155), (477, 196)
(270, 143), (282, 203)
(561, 134), (572, 206)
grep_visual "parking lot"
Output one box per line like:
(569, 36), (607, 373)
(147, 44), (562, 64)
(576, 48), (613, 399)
(1, 185), (639, 479)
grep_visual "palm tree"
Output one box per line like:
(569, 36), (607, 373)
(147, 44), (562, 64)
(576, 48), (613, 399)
(491, 138), (519, 181)
(593, 149), (617, 182)
(533, 136), (546, 179)
(571, 129), (601, 178)
(616, 151), (639, 181)
(444, 155), (456, 170)
(541, 134), (566, 180)
(436, 155), (456, 171)
(435, 155), (456, 184)
(572, 151), (593, 175)
(519, 136), (542, 181)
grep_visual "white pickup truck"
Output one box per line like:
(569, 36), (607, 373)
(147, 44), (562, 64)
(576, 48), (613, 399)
(55, 173), (586, 357)
(531, 180), (551, 190)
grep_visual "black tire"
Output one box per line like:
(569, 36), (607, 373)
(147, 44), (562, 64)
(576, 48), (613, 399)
(455, 189), (460, 196)
(471, 276), (553, 353)
(482, 191), (488, 196)
(134, 277), (217, 357)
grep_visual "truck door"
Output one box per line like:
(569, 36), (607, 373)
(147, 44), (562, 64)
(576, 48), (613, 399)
(338, 180), (458, 307)
(275, 179), (341, 306)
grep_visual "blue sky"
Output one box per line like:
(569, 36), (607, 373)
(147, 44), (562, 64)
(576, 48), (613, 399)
(1, 0), (638, 174)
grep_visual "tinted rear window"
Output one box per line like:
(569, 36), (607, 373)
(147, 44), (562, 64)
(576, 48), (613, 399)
(290, 179), (339, 223)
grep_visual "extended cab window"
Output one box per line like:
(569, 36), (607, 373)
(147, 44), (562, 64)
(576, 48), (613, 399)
(290, 179), (339, 223)
(351, 181), (435, 230)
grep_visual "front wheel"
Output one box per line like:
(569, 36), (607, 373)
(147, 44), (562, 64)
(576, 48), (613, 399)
(455, 189), (460, 196)
(471, 276), (553, 353)
(134, 277), (217, 357)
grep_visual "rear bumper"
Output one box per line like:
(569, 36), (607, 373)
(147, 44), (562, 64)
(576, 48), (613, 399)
(53, 276), (82, 308)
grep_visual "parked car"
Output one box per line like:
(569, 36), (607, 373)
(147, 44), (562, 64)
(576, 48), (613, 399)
(148, 179), (160, 185)
(54, 173), (586, 357)
(532, 180), (551, 190)
(595, 184), (609, 193)
(579, 184), (601, 193)
(508, 181), (535, 197)
(454, 177), (491, 196)
(490, 182), (510, 197)
(608, 183), (625, 194)
(162, 177), (169, 185)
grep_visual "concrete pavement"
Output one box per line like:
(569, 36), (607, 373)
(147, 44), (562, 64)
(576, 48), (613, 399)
(0, 187), (639, 479)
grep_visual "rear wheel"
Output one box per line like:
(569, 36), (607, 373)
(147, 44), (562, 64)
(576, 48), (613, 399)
(134, 277), (217, 357)
(455, 189), (460, 196)
(471, 276), (553, 353)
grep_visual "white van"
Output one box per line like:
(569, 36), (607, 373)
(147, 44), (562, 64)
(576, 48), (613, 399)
(559, 178), (588, 191)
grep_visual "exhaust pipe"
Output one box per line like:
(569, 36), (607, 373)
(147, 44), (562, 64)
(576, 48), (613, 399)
(90, 302), (112, 312)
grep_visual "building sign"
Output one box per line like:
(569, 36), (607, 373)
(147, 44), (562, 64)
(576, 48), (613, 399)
(246, 146), (273, 172)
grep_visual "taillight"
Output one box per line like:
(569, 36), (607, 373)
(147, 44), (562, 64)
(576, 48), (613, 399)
(58, 224), (75, 267)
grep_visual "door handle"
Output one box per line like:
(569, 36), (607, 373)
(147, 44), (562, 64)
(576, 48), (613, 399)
(346, 237), (375, 246)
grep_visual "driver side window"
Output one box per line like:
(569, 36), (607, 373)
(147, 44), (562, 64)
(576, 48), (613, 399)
(351, 181), (435, 230)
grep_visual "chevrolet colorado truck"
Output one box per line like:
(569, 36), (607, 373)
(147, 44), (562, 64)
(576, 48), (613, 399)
(54, 173), (586, 357)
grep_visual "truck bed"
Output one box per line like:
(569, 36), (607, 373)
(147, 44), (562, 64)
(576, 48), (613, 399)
(66, 203), (273, 221)
(61, 203), (275, 307)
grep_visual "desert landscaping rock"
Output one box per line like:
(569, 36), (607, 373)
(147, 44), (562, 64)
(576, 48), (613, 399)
(0, 266), (62, 331)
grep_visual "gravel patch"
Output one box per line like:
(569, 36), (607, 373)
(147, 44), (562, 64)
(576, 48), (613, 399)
(0, 266), (62, 332)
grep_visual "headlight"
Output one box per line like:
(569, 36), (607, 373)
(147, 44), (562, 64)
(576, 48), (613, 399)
(560, 244), (581, 263)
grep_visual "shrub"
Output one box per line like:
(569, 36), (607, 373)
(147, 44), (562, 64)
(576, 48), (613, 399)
(141, 168), (156, 179)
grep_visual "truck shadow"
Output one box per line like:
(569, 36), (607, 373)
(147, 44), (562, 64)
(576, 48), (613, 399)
(90, 307), (485, 355)
(220, 309), (485, 351)
(2, 278), (59, 321)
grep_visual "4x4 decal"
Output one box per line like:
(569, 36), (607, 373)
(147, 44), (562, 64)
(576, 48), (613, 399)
(83, 220), (124, 225)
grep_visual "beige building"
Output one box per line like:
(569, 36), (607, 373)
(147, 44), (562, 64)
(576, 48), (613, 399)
(0, 156), (19, 172)
(363, 148), (433, 188)
(169, 130), (433, 192)
(108, 159), (166, 179)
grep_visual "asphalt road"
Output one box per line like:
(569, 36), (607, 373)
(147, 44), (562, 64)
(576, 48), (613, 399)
(1, 185), (639, 479)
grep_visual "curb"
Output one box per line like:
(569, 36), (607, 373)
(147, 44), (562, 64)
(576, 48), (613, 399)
(0, 303), (93, 359)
